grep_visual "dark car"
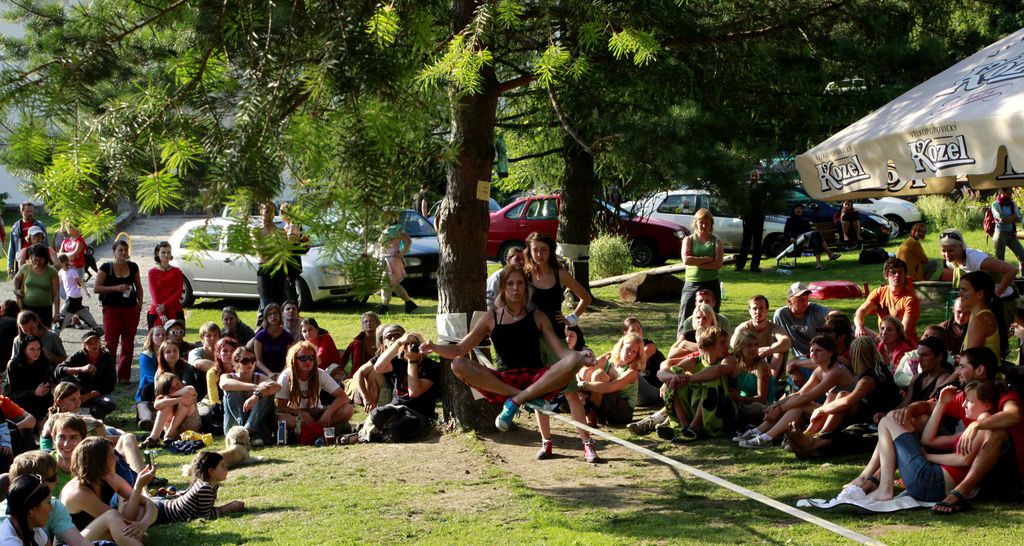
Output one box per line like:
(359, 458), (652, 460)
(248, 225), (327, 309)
(399, 209), (440, 285)
(486, 194), (688, 267)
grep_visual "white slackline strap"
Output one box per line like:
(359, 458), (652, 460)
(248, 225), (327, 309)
(528, 404), (885, 546)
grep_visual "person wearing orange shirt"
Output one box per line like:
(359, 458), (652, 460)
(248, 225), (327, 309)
(854, 257), (921, 342)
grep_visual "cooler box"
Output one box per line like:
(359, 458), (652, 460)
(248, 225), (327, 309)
(808, 280), (863, 300)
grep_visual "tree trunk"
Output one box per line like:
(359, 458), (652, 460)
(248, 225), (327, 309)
(560, 135), (594, 294)
(437, 0), (500, 431)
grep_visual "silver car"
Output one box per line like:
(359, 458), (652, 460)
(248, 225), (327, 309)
(169, 217), (357, 307)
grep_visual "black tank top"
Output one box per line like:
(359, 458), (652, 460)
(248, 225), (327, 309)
(99, 261), (139, 308)
(491, 309), (543, 371)
(530, 271), (564, 337)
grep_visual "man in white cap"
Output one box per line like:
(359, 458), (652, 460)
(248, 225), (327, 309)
(6, 202), (46, 275)
(772, 282), (831, 358)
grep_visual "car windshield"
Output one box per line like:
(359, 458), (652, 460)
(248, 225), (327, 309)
(595, 199), (633, 219)
(401, 211), (437, 238)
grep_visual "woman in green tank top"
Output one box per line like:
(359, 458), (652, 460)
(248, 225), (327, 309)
(730, 329), (774, 429)
(678, 209), (724, 336)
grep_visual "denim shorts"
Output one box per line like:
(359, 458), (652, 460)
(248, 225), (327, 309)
(894, 432), (948, 502)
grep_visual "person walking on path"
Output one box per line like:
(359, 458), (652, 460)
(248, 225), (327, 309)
(7, 203), (47, 276)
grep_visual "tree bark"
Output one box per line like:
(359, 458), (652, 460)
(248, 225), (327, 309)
(560, 133), (594, 294)
(437, 0), (500, 431)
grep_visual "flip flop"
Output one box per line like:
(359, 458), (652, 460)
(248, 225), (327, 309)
(932, 490), (973, 515)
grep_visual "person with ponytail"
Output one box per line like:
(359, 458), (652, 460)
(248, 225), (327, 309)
(1, 474), (52, 545)
(152, 451), (244, 523)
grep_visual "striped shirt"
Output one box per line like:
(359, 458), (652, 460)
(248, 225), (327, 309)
(158, 480), (218, 523)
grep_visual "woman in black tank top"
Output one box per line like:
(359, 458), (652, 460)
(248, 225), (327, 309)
(525, 232), (591, 340)
(424, 265), (601, 463)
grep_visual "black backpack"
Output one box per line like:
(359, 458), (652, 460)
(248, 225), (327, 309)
(858, 246), (888, 265)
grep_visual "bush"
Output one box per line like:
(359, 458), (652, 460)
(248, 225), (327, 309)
(916, 194), (984, 231)
(589, 233), (633, 279)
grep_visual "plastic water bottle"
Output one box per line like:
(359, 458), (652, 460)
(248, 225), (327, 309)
(276, 419), (287, 445)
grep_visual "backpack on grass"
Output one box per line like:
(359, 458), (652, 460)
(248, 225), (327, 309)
(858, 247), (888, 265)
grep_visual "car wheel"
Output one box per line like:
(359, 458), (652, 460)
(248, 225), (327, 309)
(296, 277), (314, 310)
(181, 277), (195, 308)
(885, 215), (905, 238)
(498, 241), (526, 265)
(762, 233), (785, 258)
(629, 238), (656, 267)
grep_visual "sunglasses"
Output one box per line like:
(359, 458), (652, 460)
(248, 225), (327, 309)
(296, 354), (317, 362)
(236, 357), (255, 365)
(384, 333), (403, 341)
(940, 231), (963, 242)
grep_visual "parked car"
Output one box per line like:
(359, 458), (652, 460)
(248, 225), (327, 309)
(850, 197), (922, 237)
(486, 194), (688, 267)
(427, 197), (501, 226)
(621, 189), (788, 256)
(171, 210), (439, 307)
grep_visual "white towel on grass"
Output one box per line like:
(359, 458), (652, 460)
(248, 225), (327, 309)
(796, 485), (936, 512)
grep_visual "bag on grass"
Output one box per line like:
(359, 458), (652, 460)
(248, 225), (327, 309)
(858, 247), (888, 265)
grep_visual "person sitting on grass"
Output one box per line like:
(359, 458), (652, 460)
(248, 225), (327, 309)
(876, 316), (915, 372)
(338, 311), (379, 381)
(0, 451), (92, 546)
(2, 474), (59, 546)
(220, 306), (255, 348)
(300, 318), (342, 371)
(940, 227), (1018, 336)
(578, 333), (644, 427)
(940, 297), (969, 358)
(854, 257), (921, 343)
(422, 264), (599, 463)
(958, 270), (1007, 358)
(785, 337), (900, 458)
(342, 331), (440, 444)
(155, 340), (204, 402)
(658, 326), (737, 443)
(669, 303), (720, 355)
(892, 328), (953, 394)
(54, 331), (117, 420)
(680, 289), (731, 339)
(275, 341), (355, 433)
(153, 451), (244, 524)
(847, 381), (998, 503)
(187, 322), (221, 374)
(60, 437), (156, 544)
(772, 282), (831, 360)
(140, 373), (200, 449)
(738, 335), (854, 448)
(202, 337), (239, 415)
(134, 326), (167, 431)
(348, 324), (404, 412)
(7, 336), (53, 426)
(731, 295), (792, 380)
(729, 329), (775, 430)
(621, 317), (665, 406)
(0, 392), (37, 462)
(880, 347), (1024, 514)
(220, 346), (280, 446)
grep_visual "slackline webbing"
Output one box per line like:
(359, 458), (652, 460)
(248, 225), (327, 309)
(527, 404), (885, 546)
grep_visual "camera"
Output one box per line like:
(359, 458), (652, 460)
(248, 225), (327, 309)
(409, 342), (421, 353)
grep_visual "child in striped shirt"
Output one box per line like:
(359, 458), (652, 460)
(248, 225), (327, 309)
(155, 451), (244, 523)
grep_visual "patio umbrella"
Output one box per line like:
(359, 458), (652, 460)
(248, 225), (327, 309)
(796, 27), (1024, 201)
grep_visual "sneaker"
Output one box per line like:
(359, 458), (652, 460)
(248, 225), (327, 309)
(739, 435), (774, 448)
(582, 441), (599, 463)
(626, 413), (667, 435)
(732, 428), (759, 442)
(656, 423), (676, 440)
(536, 440), (553, 460)
(404, 300), (418, 313)
(495, 399), (520, 432)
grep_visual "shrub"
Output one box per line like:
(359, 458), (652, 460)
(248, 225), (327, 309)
(916, 194), (984, 231)
(589, 233), (633, 279)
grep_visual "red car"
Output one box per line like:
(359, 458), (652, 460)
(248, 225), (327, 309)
(487, 195), (688, 266)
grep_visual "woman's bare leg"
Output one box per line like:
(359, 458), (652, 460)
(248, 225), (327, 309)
(564, 393), (591, 442)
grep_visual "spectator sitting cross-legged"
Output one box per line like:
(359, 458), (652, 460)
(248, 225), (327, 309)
(54, 332), (116, 420)
(275, 341), (354, 435)
(220, 346), (280, 446)
(300, 318), (342, 371)
(854, 257), (921, 343)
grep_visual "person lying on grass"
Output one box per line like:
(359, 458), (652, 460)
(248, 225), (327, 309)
(737, 335), (854, 448)
(877, 347), (1024, 515)
(658, 326), (737, 443)
(578, 333), (644, 427)
(60, 437), (156, 545)
(153, 451), (244, 523)
(141, 373), (200, 449)
(846, 380), (998, 503)
(422, 264), (599, 463)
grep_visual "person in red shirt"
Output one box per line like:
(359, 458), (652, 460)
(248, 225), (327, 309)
(854, 257), (921, 342)
(146, 242), (184, 329)
(299, 318), (342, 372)
(883, 347), (1024, 514)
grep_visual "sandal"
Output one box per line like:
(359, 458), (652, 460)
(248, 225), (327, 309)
(932, 489), (973, 515)
(339, 433), (360, 446)
(140, 437), (161, 449)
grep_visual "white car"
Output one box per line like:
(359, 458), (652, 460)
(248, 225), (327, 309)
(850, 197), (922, 238)
(622, 189), (788, 256)
(169, 217), (358, 308)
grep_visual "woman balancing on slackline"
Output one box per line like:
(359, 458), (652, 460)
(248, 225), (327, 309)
(422, 265), (601, 463)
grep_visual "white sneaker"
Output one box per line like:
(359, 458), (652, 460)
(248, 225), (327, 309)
(739, 435), (774, 448)
(732, 428), (759, 442)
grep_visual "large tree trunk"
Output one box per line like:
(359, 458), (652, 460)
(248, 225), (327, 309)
(560, 137), (594, 293)
(437, 0), (500, 431)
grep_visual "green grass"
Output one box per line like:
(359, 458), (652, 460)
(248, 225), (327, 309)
(128, 227), (1024, 544)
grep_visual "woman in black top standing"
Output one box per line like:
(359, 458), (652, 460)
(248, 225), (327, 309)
(423, 265), (600, 462)
(524, 232), (590, 351)
(93, 239), (144, 383)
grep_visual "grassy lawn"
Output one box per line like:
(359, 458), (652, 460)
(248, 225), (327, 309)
(113, 227), (1024, 544)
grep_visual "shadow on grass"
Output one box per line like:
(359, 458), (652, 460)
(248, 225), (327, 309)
(148, 527), (262, 545)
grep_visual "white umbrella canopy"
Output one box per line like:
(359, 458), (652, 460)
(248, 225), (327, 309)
(797, 27), (1024, 201)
